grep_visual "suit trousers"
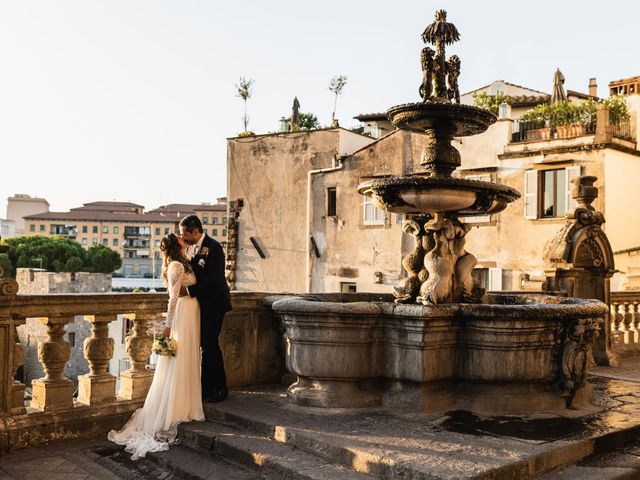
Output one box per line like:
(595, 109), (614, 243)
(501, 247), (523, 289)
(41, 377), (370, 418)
(200, 309), (227, 396)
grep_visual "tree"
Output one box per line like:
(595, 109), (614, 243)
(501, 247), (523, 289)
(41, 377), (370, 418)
(279, 112), (321, 131)
(235, 77), (255, 134)
(3, 236), (88, 274)
(472, 92), (512, 116)
(328, 75), (347, 125)
(0, 253), (13, 278)
(85, 245), (122, 273)
(0, 236), (122, 277)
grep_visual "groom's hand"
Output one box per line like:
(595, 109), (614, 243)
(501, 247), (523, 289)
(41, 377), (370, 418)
(179, 285), (188, 297)
(162, 326), (171, 337)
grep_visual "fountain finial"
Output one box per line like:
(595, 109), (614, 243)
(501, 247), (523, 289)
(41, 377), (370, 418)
(420, 9), (461, 103)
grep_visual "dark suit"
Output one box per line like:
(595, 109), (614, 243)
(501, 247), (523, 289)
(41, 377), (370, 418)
(188, 234), (232, 397)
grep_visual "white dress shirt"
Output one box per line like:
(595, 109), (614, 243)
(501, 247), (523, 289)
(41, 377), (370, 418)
(188, 233), (206, 260)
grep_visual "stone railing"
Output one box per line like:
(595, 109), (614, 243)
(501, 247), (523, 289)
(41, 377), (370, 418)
(0, 286), (283, 452)
(610, 291), (640, 356)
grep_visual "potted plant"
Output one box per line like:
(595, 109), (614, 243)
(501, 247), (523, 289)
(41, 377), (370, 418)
(520, 104), (552, 140)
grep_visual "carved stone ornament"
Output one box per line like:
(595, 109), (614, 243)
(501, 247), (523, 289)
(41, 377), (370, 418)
(556, 317), (600, 406)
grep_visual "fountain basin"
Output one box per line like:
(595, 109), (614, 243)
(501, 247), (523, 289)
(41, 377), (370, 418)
(386, 102), (496, 136)
(358, 176), (521, 215)
(271, 293), (606, 414)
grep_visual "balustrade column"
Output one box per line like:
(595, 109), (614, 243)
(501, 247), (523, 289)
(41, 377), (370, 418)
(31, 316), (74, 412)
(0, 278), (24, 415)
(77, 314), (117, 406)
(10, 318), (27, 415)
(119, 312), (154, 400)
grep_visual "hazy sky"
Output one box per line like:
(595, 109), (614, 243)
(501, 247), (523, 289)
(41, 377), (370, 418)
(2, 1), (638, 214)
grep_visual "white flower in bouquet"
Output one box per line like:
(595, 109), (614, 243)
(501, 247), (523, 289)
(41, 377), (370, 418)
(152, 335), (177, 356)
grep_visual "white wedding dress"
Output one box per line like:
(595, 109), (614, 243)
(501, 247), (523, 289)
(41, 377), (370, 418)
(108, 261), (205, 460)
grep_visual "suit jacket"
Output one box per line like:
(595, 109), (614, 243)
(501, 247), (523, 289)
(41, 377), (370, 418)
(188, 234), (232, 315)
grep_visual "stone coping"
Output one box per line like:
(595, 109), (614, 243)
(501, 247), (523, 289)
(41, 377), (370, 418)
(272, 292), (608, 320)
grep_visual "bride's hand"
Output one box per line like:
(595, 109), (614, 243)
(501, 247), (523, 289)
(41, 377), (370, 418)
(162, 326), (171, 338)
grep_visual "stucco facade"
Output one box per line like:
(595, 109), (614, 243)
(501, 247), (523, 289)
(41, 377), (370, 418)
(229, 88), (640, 293)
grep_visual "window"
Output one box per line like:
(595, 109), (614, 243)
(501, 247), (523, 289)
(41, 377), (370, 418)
(340, 282), (357, 293)
(222, 229), (227, 236)
(103, 238), (108, 246)
(164, 228), (170, 234)
(363, 195), (385, 225)
(93, 226), (98, 233)
(113, 238), (118, 247)
(203, 216), (208, 224)
(82, 226), (88, 233)
(461, 173), (492, 223)
(155, 227), (160, 235)
(30, 224), (35, 232)
(93, 238), (98, 245)
(113, 226), (119, 234)
(67, 332), (76, 347)
(472, 268), (503, 291)
(82, 238), (87, 246)
(327, 187), (337, 216)
(39, 224), (45, 232)
(212, 228), (218, 236)
(524, 166), (580, 219)
(212, 217), (218, 225)
(154, 240), (160, 247)
(222, 217), (227, 225)
(103, 226), (109, 234)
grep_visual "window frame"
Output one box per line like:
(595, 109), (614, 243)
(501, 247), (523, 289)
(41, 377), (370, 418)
(327, 187), (337, 217)
(363, 195), (385, 226)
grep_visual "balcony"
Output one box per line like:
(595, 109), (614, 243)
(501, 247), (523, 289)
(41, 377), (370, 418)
(0, 283), (282, 452)
(123, 227), (151, 240)
(50, 224), (77, 239)
(510, 106), (636, 145)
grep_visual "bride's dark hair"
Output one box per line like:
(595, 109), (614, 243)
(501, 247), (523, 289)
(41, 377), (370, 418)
(159, 233), (192, 283)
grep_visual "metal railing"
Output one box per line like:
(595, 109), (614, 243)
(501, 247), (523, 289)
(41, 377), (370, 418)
(511, 117), (596, 143)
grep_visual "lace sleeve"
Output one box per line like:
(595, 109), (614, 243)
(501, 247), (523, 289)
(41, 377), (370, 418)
(166, 261), (185, 329)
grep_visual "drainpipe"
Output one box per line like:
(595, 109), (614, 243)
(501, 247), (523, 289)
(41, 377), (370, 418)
(306, 155), (343, 293)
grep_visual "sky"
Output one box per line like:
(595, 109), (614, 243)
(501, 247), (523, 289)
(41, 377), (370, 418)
(1, 1), (639, 214)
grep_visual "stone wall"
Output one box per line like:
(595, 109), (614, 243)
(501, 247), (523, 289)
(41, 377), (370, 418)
(16, 269), (111, 294)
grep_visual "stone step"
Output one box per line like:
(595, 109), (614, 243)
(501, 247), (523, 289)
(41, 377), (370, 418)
(202, 383), (640, 479)
(178, 420), (377, 480)
(88, 441), (258, 480)
(147, 441), (260, 480)
(534, 439), (640, 479)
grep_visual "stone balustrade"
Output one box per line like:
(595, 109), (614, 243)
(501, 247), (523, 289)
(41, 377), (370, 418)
(611, 291), (640, 355)
(0, 287), (283, 452)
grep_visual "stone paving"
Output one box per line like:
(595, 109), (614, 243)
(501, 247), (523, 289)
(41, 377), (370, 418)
(3, 358), (640, 479)
(0, 438), (122, 480)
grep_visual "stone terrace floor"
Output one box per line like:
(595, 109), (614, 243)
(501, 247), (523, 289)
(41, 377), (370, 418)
(5, 357), (640, 479)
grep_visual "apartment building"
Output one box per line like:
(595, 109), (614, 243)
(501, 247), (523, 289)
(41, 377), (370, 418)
(23, 199), (228, 278)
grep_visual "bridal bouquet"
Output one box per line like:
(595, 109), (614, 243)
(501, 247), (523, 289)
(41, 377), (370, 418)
(152, 336), (177, 356)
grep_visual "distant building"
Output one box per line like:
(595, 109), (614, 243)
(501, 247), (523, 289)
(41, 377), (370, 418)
(148, 197), (228, 247)
(0, 218), (15, 239)
(6, 194), (49, 235)
(23, 199), (228, 278)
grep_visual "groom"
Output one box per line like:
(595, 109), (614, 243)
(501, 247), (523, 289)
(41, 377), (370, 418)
(179, 214), (232, 403)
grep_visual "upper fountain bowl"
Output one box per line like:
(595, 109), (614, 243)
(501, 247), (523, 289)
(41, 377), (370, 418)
(358, 176), (521, 216)
(387, 102), (496, 136)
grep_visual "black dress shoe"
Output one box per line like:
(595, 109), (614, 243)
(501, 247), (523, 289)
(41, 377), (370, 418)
(207, 387), (228, 403)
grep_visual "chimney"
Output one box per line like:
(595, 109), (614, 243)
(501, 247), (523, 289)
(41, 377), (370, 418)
(589, 78), (598, 97)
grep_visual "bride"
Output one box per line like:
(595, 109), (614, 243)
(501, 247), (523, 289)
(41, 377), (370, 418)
(108, 232), (205, 460)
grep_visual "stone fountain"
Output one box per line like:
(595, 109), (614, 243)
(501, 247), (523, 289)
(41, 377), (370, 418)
(272, 10), (607, 414)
